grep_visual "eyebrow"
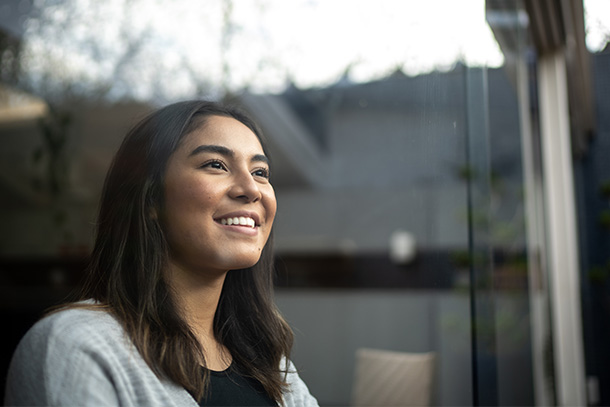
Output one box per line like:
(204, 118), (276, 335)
(189, 144), (269, 165)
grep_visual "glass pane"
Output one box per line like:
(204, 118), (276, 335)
(0, 0), (551, 405)
(483, 1), (556, 405)
(272, 65), (476, 405)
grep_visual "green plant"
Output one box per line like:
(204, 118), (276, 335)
(599, 180), (610, 199)
(31, 107), (72, 198)
(457, 164), (477, 181)
(30, 106), (75, 247)
(599, 210), (610, 230)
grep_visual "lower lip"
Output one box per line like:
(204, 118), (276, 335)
(216, 223), (258, 236)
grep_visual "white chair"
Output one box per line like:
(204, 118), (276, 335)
(351, 348), (436, 407)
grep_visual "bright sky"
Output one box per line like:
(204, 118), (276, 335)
(17, 0), (610, 103)
(19, 0), (505, 101)
(584, 0), (610, 51)
(224, 0), (504, 87)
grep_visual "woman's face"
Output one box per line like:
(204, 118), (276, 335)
(161, 115), (277, 277)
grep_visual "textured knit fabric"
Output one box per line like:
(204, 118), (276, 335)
(4, 307), (318, 407)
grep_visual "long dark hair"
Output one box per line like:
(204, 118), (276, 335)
(75, 100), (293, 402)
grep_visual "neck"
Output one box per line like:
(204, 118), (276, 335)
(165, 263), (231, 370)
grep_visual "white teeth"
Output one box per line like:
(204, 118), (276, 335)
(219, 216), (256, 228)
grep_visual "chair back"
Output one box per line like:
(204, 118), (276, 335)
(351, 348), (436, 407)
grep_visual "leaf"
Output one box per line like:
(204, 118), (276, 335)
(32, 147), (44, 164)
(53, 210), (67, 225)
(30, 177), (43, 191)
(599, 210), (610, 229)
(599, 181), (610, 199)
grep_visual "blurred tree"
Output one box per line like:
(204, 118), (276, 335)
(3, 0), (228, 105)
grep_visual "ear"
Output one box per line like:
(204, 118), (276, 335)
(150, 207), (158, 220)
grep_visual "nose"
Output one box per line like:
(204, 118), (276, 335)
(229, 170), (262, 203)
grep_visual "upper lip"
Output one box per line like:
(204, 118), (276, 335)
(214, 211), (262, 226)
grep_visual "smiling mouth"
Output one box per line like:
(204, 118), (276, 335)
(217, 216), (257, 228)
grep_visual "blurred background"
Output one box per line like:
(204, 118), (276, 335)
(1, 0), (609, 405)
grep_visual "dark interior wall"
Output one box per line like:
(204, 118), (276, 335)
(576, 48), (610, 407)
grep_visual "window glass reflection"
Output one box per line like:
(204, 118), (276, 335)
(0, 1), (540, 405)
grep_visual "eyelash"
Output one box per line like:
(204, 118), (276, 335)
(201, 159), (228, 171)
(253, 167), (270, 179)
(200, 160), (270, 179)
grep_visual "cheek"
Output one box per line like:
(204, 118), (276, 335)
(164, 180), (216, 222)
(165, 186), (194, 215)
(264, 191), (277, 224)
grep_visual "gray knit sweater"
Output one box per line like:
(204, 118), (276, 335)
(4, 307), (318, 407)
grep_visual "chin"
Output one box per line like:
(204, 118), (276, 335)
(224, 253), (263, 271)
(233, 259), (261, 270)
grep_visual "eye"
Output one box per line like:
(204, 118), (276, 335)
(252, 167), (270, 179)
(200, 159), (227, 171)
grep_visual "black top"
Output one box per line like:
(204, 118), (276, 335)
(199, 365), (278, 407)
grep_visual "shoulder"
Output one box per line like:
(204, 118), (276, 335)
(281, 358), (319, 407)
(37, 304), (120, 333)
(5, 304), (198, 407)
(4, 306), (128, 405)
(22, 305), (127, 354)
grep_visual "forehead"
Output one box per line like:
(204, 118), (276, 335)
(179, 115), (264, 154)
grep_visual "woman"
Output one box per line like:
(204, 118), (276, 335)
(4, 101), (318, 406)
